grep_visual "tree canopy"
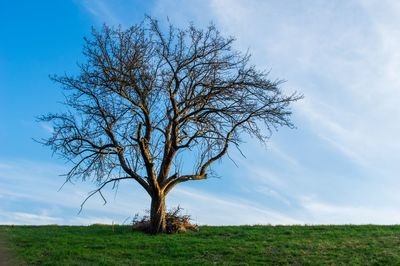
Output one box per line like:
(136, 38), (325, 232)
(40, 17), (302, 233)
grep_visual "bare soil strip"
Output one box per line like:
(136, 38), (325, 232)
(0, 229), (24, 266)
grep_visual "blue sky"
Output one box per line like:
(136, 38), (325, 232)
(1, 0), (400, 225)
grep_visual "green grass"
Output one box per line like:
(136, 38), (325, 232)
(1, 225), (400, 265)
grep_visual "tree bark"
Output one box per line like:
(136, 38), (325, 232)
(149, 192), (166, 233)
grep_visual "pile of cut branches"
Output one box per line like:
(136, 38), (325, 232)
(132, 206), (198, 234)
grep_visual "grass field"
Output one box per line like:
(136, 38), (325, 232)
(1, 225), (400, 265)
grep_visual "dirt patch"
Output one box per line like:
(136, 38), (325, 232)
(0, 228), (25, 266)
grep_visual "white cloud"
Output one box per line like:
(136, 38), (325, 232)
(67, 216), (116, 225)
(0, 210), (62, 225)
(168, 186), (301, 225)
(254, 186), (292, 207)
(148, 0), (400, 224)
(3, 0), (400, 225)
(184, 0), (400, 174)
(79, 0), (122, 25)
(300, 196), (400, 224)
(0, 159), (302, 225)
(0, 159), (150, 222)
(39, 123), (54, 134)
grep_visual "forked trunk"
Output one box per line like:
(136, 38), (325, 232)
(149, 192), (166, 233)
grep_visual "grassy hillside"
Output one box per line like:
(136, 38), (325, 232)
(1, 225), (400, 265)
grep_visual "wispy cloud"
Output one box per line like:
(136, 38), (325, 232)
(77, 0), (152, 26)
(0, 158), (303, 225)
(0, 159), (149, 223)
(299, 196), (400, 224)
(3, 0), (400, 226)
(189, 0), (400, 171)
(169, 187), (301, 225)
(148, 0), (400, 224)
(0, 210), (62, 225)
(79, 0), (122, 25)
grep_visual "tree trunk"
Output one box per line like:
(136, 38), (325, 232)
(149, 192), (166, 234)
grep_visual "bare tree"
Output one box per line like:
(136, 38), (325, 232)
(39, 17), (302, 233)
